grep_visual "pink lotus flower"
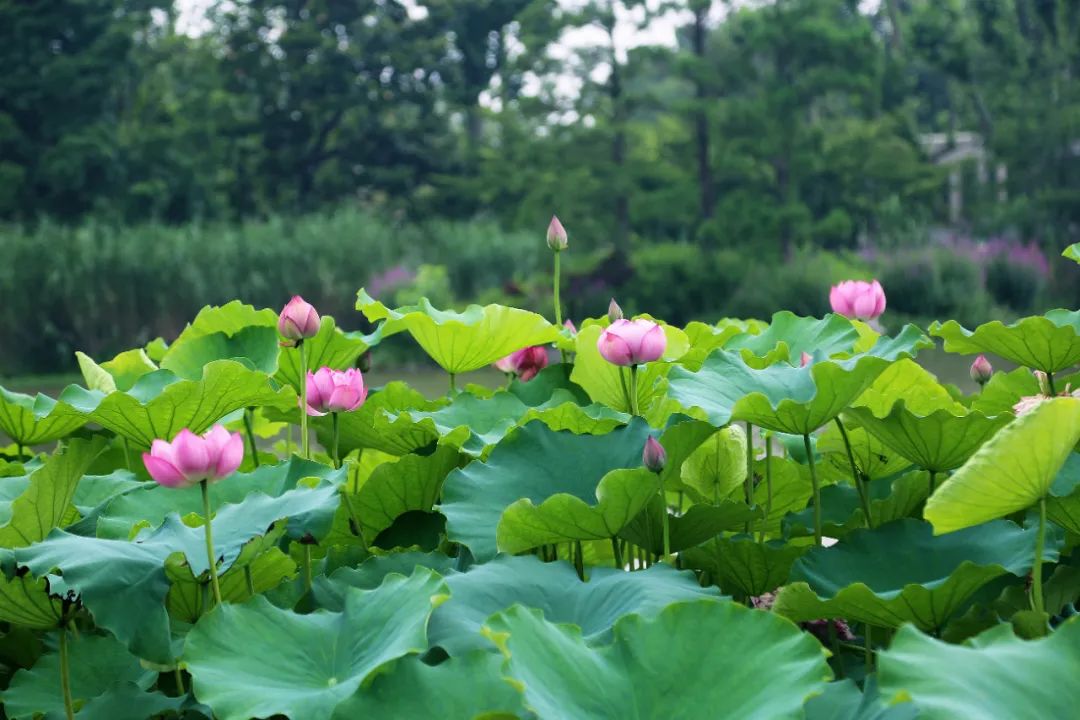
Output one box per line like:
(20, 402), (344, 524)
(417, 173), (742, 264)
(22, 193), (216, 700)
(829, 280), (886, 321)
(305, 368), (368, 416)
(142, 426), (244, 488)
(278, 295), (321, 340)
(597, 319), (667, 367)
(492, 346), (549, 382)
(970, 355), (993, 386)
(642, 436), (667, 473)
(1013, 395), (1048, 417)
(546, 215), (568, 251)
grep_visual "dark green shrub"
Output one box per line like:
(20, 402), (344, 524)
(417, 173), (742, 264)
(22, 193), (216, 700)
(985, 256), (1043, 311)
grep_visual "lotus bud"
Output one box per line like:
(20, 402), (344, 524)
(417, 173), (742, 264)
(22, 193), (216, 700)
(563, 319), (578, 336)
(829, 280), (886, 322)
(546, 215), (568, 251)
(598, 319), (667, 367)
(969, 355), (993, 386)
(142, 425), (244, 488)
(642, 436), (667, 474)
(800, 352), (813, 367)
(278, 295), (321, 341)
(1034, 370), (1051, 396)
(607, 298), (624, 323)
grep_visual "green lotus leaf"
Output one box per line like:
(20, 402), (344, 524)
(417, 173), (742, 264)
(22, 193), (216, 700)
(276, 315), (371, 392)
(679, 319), (760, 371)
(0, 388), (86, 447)
(173, 300), (278, 341)
(818, 422), (911, 482)
(356, 289), (560, 374)
(784, 471), (929, 540)
(930, 311), (1080, 374)
(804, 678), (917, 720)
(969, 367), (1042, 416)
(160, 325), (280, 379)
(0, 575), (64, 629)
(846, 402), (1011, 473)
(67, 683), (185, 720)
(681, 535), (809, 597)
(183, 569), (448, 720)
(878, 620), (1080, 719)
(1065, 243), (1080, 263)
(751, 455), (814, 538)
(570, 323), (689, 413)
(773, 519), (1058, 631)
(441, 419), (655, 562)
(314, 382), (444, 456)
(76, 349), (158, 393)
(1, 633), (156, 720)
(332, 651), (524, 720)
(679, 425), (747, 503)
(485, 600), (832, 720)
(850, 358), (959, 416)
(725, 311), (866, 363)
(97, 457), (348, 545)
(352, 445), (460, 540)
(667, 325), (932, 434)
(168, 547), (296, 623)
(925, 398), (1080, 534)
(0, 437), (105, 548)
(618, 496), (760, 553)
(57, 360), (295, 448)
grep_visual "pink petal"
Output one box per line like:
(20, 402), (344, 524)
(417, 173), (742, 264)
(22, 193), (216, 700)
(149, 439), (178, 467)
(871, 280), (886, 316)
(633, 324), (667, 363)
(597, 329), (634, 366)
(143, 454), (190, 488)
(212, 432), (244, 480)
(327, 385), (362, 413)
(202, 425), (232, 463)
(852, 291), (879, 320)
(172, 429), (211, 479)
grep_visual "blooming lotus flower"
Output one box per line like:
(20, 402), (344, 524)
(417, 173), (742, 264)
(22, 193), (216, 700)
(305, 367), (368, 416)
(642, 436), (667, 473)
(278, 295), (321, 340)
(597, 319), (667, 367)
(970, 355), (993, 386)
(608, 298), (624, 323)
(546, 215), (568, 251)
(142, 426), (244, 488)
(492, 346), (549, 382)
(829, 280), (886, 321)
(1013, 395), (1047, 417)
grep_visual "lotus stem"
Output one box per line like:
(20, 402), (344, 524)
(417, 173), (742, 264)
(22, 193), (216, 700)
(303, 545), (314, 593)
(758, 434), (774, 543)
(834, 419), (872, 528)
(553, 252), (567, 364)
(745, 422), (755, 535)
(331, 412), (341, 469)
(15, 443), (23, 461)
(618, 367), (632, 413)
(448, 372), (457, 395)
(174, 666), (186, 695)
(611, 537), (623, 569)
(629, 365), (640, 416)
(299, 339), (310, 459)
(573, 540), (585, 580)
(928, 470), (937, 497)
(1047, 372), (1057, 396)
(243, 408), (260, 468)
(659, 475), (671, 561)
(864, 625), (873, 670)
(803, 434), (823, 547)
(59, 627), (74, 720)
(1032, 496), (1047, 615)
(244, 565), (255, 597)
(122, 437), (133, 472)
(200, 480), (223, 607)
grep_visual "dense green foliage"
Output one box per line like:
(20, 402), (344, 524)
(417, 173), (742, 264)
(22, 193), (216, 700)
(0, 286), (1079, 718)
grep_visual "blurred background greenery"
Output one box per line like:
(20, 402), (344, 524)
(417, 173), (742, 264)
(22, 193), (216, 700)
(1, 0), (1078, 375)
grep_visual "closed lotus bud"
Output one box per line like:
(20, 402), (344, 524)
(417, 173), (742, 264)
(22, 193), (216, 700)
(829, 280), (886, 322)
(563, 319), (578, 336)
(969, 355), (993, 386)
(607, 298), (624, 323)
(800, 351), (813, 367)
(278, 295), (321, 340)
(642, 436), (667, 474)
(598, 319), (667, 367)
(1034, 370), (1051, 396)
(546, 215), (568, 251)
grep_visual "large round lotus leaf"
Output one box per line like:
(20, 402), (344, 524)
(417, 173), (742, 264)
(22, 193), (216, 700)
(570, 323), (689, 414)
(679, 319), (760, 370)
(818, 421), (911, 482)
(183, 569), (447, 720)
(485, 600), (832, 720)
(678, 424), (747, 503)
(312, 552), (457, 607)
(851, 358), (960, 416)
(0, 387), (86, 447)
(846, 402), (1011, 473)
(682, 535), (809, 597)
(926, 397), (1080, 534)
(784, 471), (929, 540)
(356, 290), (560, 374)
(1, 633), (156, 720)
(1047, 456), (1080, 534)
(160, 326), (280, 379)
(617, 495), (760, 553)
(0, 437), (104, 549)
(313, 382), (444, 456)
(749, 455), (814, 538)
(773, 519), (1059, 631)
(0, 575), (64, 629)
(725, 311), (866, 364)
(57, 360), (294, 448)
(930, 311), (1080, 374)
(667, 325), (931, 434)
(332, 652), (523, 719)
(168, 547), (296, 623)
(76, 348), (158, 393)
(429, 555), (720, 655)
(440, 419), (654, 562)
(803, 678), (918, 720)
(878, 620), (1080, 719)
(351, 445), (460, 540)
